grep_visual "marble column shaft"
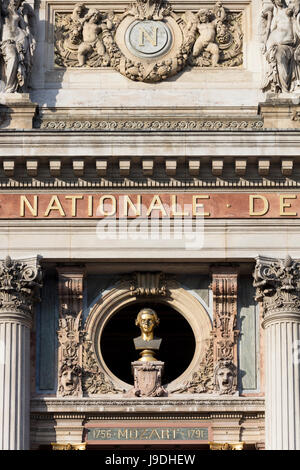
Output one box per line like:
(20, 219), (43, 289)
(264, 313), (300, 449)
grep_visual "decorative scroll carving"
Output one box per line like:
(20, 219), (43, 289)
(57, 268), (84, 397)
(82, 339), (120, 394)
(130, 272), (167, 296)
(253, 255), (300, 317)
(40, 118), (263, 132)
(174, 338), (214, 394)
(54, 1), (243, 82)
(261, 0), (300, 94)
(0, 0), (36, 93)
(57, 267), (121, 396)
(0, 255), (42, 318)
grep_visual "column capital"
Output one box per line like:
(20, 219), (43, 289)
(253, 255), (300, 325)
(0, 255), (42, 326)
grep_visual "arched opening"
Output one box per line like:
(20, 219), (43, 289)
(100, 301), (196, 385)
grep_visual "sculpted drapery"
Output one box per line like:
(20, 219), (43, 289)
(0, 0), (35, 93)
(261, 0), (300, 93)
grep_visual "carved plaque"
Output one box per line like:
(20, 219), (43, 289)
(125, 20), (172, 58)
(87, 426), (209, 442)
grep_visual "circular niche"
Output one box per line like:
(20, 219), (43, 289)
(100, 302), (196, 386)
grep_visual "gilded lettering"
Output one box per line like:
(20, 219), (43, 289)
(279, 194), (297, 216)
(147, 195), (167, 216)
(249, 195), (269, 216)
(122, 195), (141, 217)
(44, 195), (66, 217)
(171, 195), (189, 216)
(65, 195), (83, 217)
(20, 195), (38, 217)
(192, 195), (210, 216)
(97, 195), (117, 216)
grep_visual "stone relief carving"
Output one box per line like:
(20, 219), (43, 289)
(253, 255), (300, 317)
(174, 338), (214, 394)
(261, 0), (300, 94)
(82, 339), (120, 394)
(54, 0), (243, 82)
(214, 358), (237, 395)
(130, 272), (167, 297)
(0, 0), (36, 93)
(57, 268), (121, 396)
(174, 269), (239, 395)
(0, 255), (42, 316)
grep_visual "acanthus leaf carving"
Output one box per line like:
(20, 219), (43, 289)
(253, 255), (300, 317)
(0, 255), (42, 316)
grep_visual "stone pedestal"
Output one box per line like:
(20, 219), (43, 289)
(0, 93), (37, 130)
(126, 361), (168, 397)
(0, 256), (42, 450)
(254, 255), (300, 450)
(259, 99), (300, 129)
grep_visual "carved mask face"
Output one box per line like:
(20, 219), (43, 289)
(61, 367), (79, 392)
(216, 366), (234, 392)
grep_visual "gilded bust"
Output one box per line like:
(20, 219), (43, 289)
(133, 308), (162, 361)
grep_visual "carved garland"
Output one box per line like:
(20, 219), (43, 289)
(54, 0), (243, 83)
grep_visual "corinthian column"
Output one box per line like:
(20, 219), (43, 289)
(0, 256), (42, 450)
(254, 255), (300, 450)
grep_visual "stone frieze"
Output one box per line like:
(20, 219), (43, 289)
(54, 0), (243, 82)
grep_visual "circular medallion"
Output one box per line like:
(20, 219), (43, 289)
(125, 20), (172, 59)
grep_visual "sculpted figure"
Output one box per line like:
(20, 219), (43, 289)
(192, 5), (225, 66)
(77, 8), (111, 66)
(261, 0), (300, 93)
(214, 359), (236, 395)
(0, 0), (36, 93)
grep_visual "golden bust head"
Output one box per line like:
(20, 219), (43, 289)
(135, 308), (160, 341)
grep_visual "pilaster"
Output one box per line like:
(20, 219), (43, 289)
(211, 267), (239, 395)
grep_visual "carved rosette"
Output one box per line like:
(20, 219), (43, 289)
(0, 256), (42, 326)
(253, 255), (300, 323)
